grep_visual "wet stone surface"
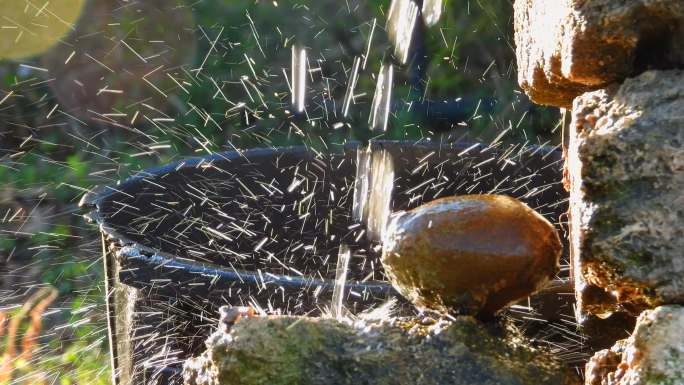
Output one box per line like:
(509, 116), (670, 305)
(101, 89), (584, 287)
(183, 307), (580, 385)
(381, 194), (562, 317)
(515, 0), (684, 107)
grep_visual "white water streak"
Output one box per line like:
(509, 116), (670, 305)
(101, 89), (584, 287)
(422, 0), (443, 27)
(342, 56), (361, 118)
(291, 45), (307, 113)
(387, 0), (419, 64)
(331, 244), (351, 320)
(368, 64), (393, 132)
(353, 147), (395, 242)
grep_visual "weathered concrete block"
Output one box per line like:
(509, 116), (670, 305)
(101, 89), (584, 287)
(584, 305), (684, 385)
(515, 0), (684, 107)
(183, 310), (580, 385)
(568, 70), (684, 314)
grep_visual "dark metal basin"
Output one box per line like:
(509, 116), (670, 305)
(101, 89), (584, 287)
(82, 140), (567, 385)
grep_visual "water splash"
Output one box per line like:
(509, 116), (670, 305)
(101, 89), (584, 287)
(422, 0), (444, 27)
(291, 44), (307, 113)
(387, 0), (419, 64)
(368, 64), (394, 132)
(331, 244), (351, 320)
(353, 147), (395, 242)
(342, 56), (362, 118)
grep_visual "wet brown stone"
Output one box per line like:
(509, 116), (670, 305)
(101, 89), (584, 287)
(381, 195), (562, 317)
(515, 0), (684, 107)
(584, 340), (626, 385)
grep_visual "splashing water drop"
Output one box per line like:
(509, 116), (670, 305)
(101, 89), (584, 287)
(331, 244), (351, 320)
(367, 149), (395, 242)
(387, 0), (419, 64)
(353, 148), (371, 226)
(369, 64), (394, 132)
(353, 147), (395, 242)
(291, 44), (307, 113)
(342, 56), (361, 118)
(363, 18), (377, 70)
(422, 0), (444, 27)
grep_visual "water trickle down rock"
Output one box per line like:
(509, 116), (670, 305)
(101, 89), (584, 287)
(183, 307), (580, 385)
(381, 194), (562, 317)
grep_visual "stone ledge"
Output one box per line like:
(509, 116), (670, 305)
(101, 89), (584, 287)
(515, 0), (684, 107)
(183, 311), (580, 385)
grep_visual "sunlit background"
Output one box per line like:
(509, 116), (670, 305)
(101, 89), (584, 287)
(0, 1), (560, 383)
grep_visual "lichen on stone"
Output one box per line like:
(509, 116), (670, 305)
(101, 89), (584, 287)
(183, 311), (580, 385)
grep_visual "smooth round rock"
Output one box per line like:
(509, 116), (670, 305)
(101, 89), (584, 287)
(381, 195), (562, 317)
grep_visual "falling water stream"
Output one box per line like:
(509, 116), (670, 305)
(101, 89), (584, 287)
(332, 0), (442, 318)
(331, 244), (351, 319)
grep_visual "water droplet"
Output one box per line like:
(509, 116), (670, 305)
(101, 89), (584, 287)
(353, 146), (395, 241)
(331, 244), (351, 320)
(342, 56), (361, 118)
(387, 0), (420, 64)
(422, 0), (443, 27)
(291, 44), (307, 113)
(369, 64), (393, 132)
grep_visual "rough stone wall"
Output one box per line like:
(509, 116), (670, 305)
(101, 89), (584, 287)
(514, 1), (684, 384)
(515, 0), (684, 107)
(569, 70), (684, 314)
